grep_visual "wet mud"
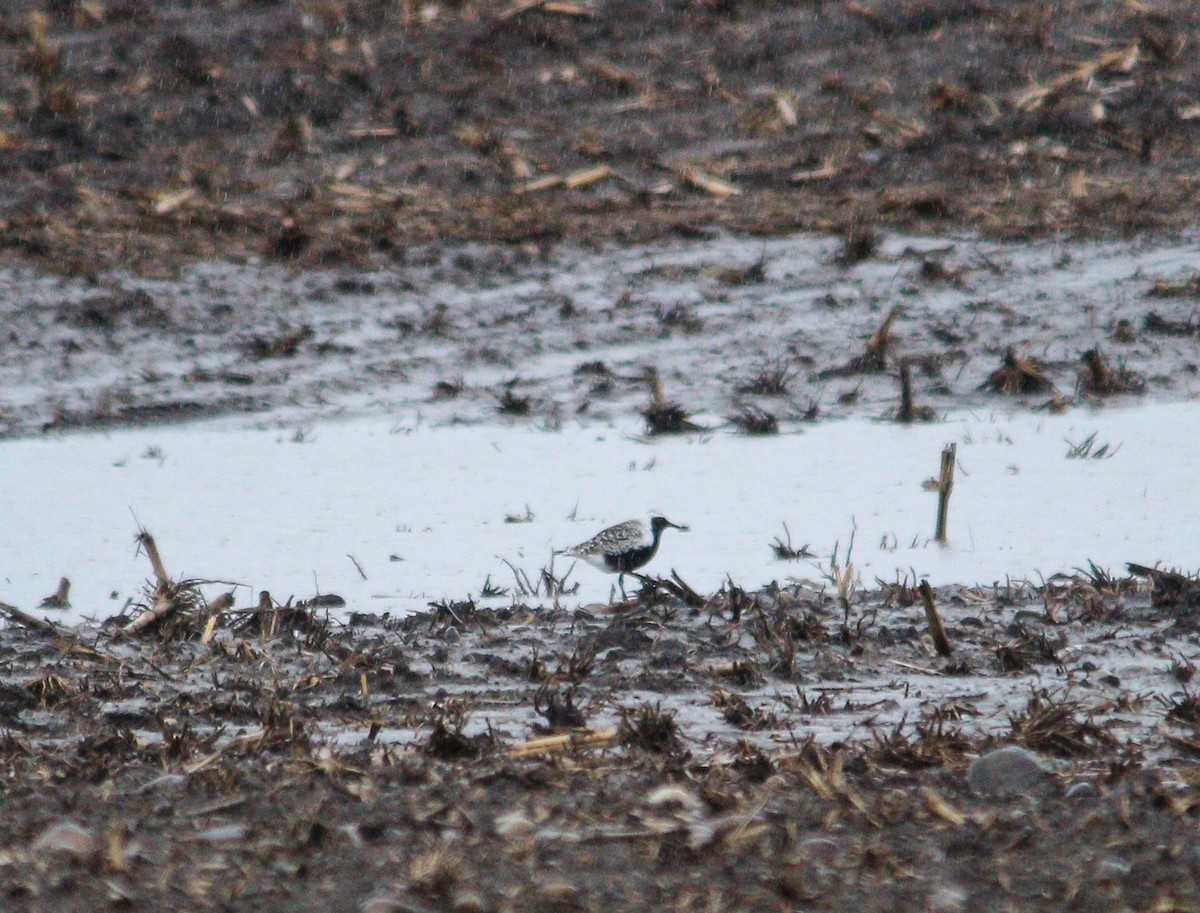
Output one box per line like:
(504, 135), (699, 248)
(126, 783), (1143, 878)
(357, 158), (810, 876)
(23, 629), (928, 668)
(3, 570), (1200, 911)
(4, 1), (1200, 909)
(2, 231), (1199, 439)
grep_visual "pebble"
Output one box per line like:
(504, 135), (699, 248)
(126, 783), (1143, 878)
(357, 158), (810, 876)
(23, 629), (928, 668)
(135, 773), (188, 795)
(493, 810), (534, 838)
(360, 896), (404, 913)
(644, 784), (702, 814)
(31, 821), (96, 861)
(1066, 781), (1099, 800)
(967, 745), (1051, 798)
(193, 823), (248, 844)
(1097, 857), (1132, 879)
(927, 883), (968, 913)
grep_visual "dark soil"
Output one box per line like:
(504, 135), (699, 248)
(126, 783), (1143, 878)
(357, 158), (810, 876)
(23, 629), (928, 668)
(1, 0), (1198, 275)
(3, 570), (1200, 911)
(4, 3), (1200, 909)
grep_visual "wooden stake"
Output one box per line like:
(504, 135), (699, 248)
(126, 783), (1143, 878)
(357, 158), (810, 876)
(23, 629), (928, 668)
(918, 580), (953, 656)
(898, 361), (915, 423)
(934, 443), (956, 543)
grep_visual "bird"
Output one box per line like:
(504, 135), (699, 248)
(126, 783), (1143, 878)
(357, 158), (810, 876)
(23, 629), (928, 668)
(558, 516), (688, 598)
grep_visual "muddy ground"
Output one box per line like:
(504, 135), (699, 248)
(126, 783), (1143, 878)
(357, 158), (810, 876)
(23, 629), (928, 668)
(2, 0), (1200, 437)
(4, 568), (1200, 912)
(4, 1), (1200, 910)
(0, 0), (1198, 276)
(3, 232), (1200, 439)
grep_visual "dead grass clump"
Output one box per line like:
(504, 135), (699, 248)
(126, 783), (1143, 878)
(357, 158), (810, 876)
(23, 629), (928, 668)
(728, 403), (778, 435)
(618, 702), (684, 754)
(994, 625), (1062, 672)
(711, 659), (764, 688)
(1146, 276), (1200, 298)
(821, 305), (902, 377)
(422, 702), (491, 760)
(22, 672), (74, 708)
(770, 523), (813, 561)
(248, 698), (311, 754)
(835, 226), (879, 266)
(494, 382), (531, 416)
(244, 324), (313, 359)
(732, 741), (775, 782)
(868, 715), (974, 769)
(1143, 312), (1198, 337)
(641, 366), (702, 435)
(557, 641), (597, 682)
(533, 685), (587, 732)
(1162, 690), (1200, 726)
(711, 689), (780, 731)
(424, 597), (485, 631)
(715, 252), (767, 285)
(1009, 690), (1115, 757)
(1064, 432), (1120, 459)
(1078, 348), (1144, 396)
(1127, 563), (1200, 611)
(656, 303), (704, 333)
(738, 359), (795, 396)
(120, 530), (206, 640)
(980, 348), (1054, 395)
(409, 843), (462, 902)
(1073, 560), (1138, 596)
(431, 378), (464, 400)
(233, 592), (335, 649)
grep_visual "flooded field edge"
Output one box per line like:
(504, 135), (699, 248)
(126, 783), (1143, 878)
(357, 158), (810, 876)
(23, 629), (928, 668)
(2, 229), (1199, 443)
(3, 567), (1200, 912)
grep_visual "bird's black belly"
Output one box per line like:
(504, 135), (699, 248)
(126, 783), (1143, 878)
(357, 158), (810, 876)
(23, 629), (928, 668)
(604, 545), (655, 574)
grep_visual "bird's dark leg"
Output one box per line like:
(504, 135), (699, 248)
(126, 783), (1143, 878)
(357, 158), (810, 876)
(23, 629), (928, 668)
(618, 573), (627, 601)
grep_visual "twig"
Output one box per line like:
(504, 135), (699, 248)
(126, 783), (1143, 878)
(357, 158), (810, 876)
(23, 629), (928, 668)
(135, 531), (170, 587)
(122, 592), (179, 637)
(629, 570), (706, 608)
(934, 444), (956, 543)
(0, 601), (62, 636)
(508, 727), (617, 757)
(668, 570), (706, 608)
(918, 580), (953, 656)
(347, 554), (368, 580)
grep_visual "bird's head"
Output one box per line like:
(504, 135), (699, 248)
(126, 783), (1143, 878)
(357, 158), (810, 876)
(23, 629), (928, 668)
(650, 516), (688, 535)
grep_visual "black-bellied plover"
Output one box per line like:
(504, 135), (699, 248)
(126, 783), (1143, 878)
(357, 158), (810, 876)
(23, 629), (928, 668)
(559, 516), (687, 597)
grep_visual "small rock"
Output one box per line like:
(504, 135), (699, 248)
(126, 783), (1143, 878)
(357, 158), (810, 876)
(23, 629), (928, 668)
(1098, 857), (1132, 879)
(452, 890), (487, 913)
(493, 810), (534, 838)
(360, 896), (404, 913)
(928, 883), (968, 913)
(967, 745), (1051, 798)
(1066, 781), (1099, 800)
(31, 821), (96, 861)
(135, 773), (187, 795)
(796, 836), (841, 863)
(193, 823), (247, 844)
(644, 784), (702, 814)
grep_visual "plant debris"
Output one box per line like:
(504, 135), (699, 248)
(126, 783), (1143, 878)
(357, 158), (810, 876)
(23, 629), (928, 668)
(1078, 348), (1145, 396)
(0, 566), (1196, 909)
(640, 366), (702, 435)
(980, 348), (1055, 395)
